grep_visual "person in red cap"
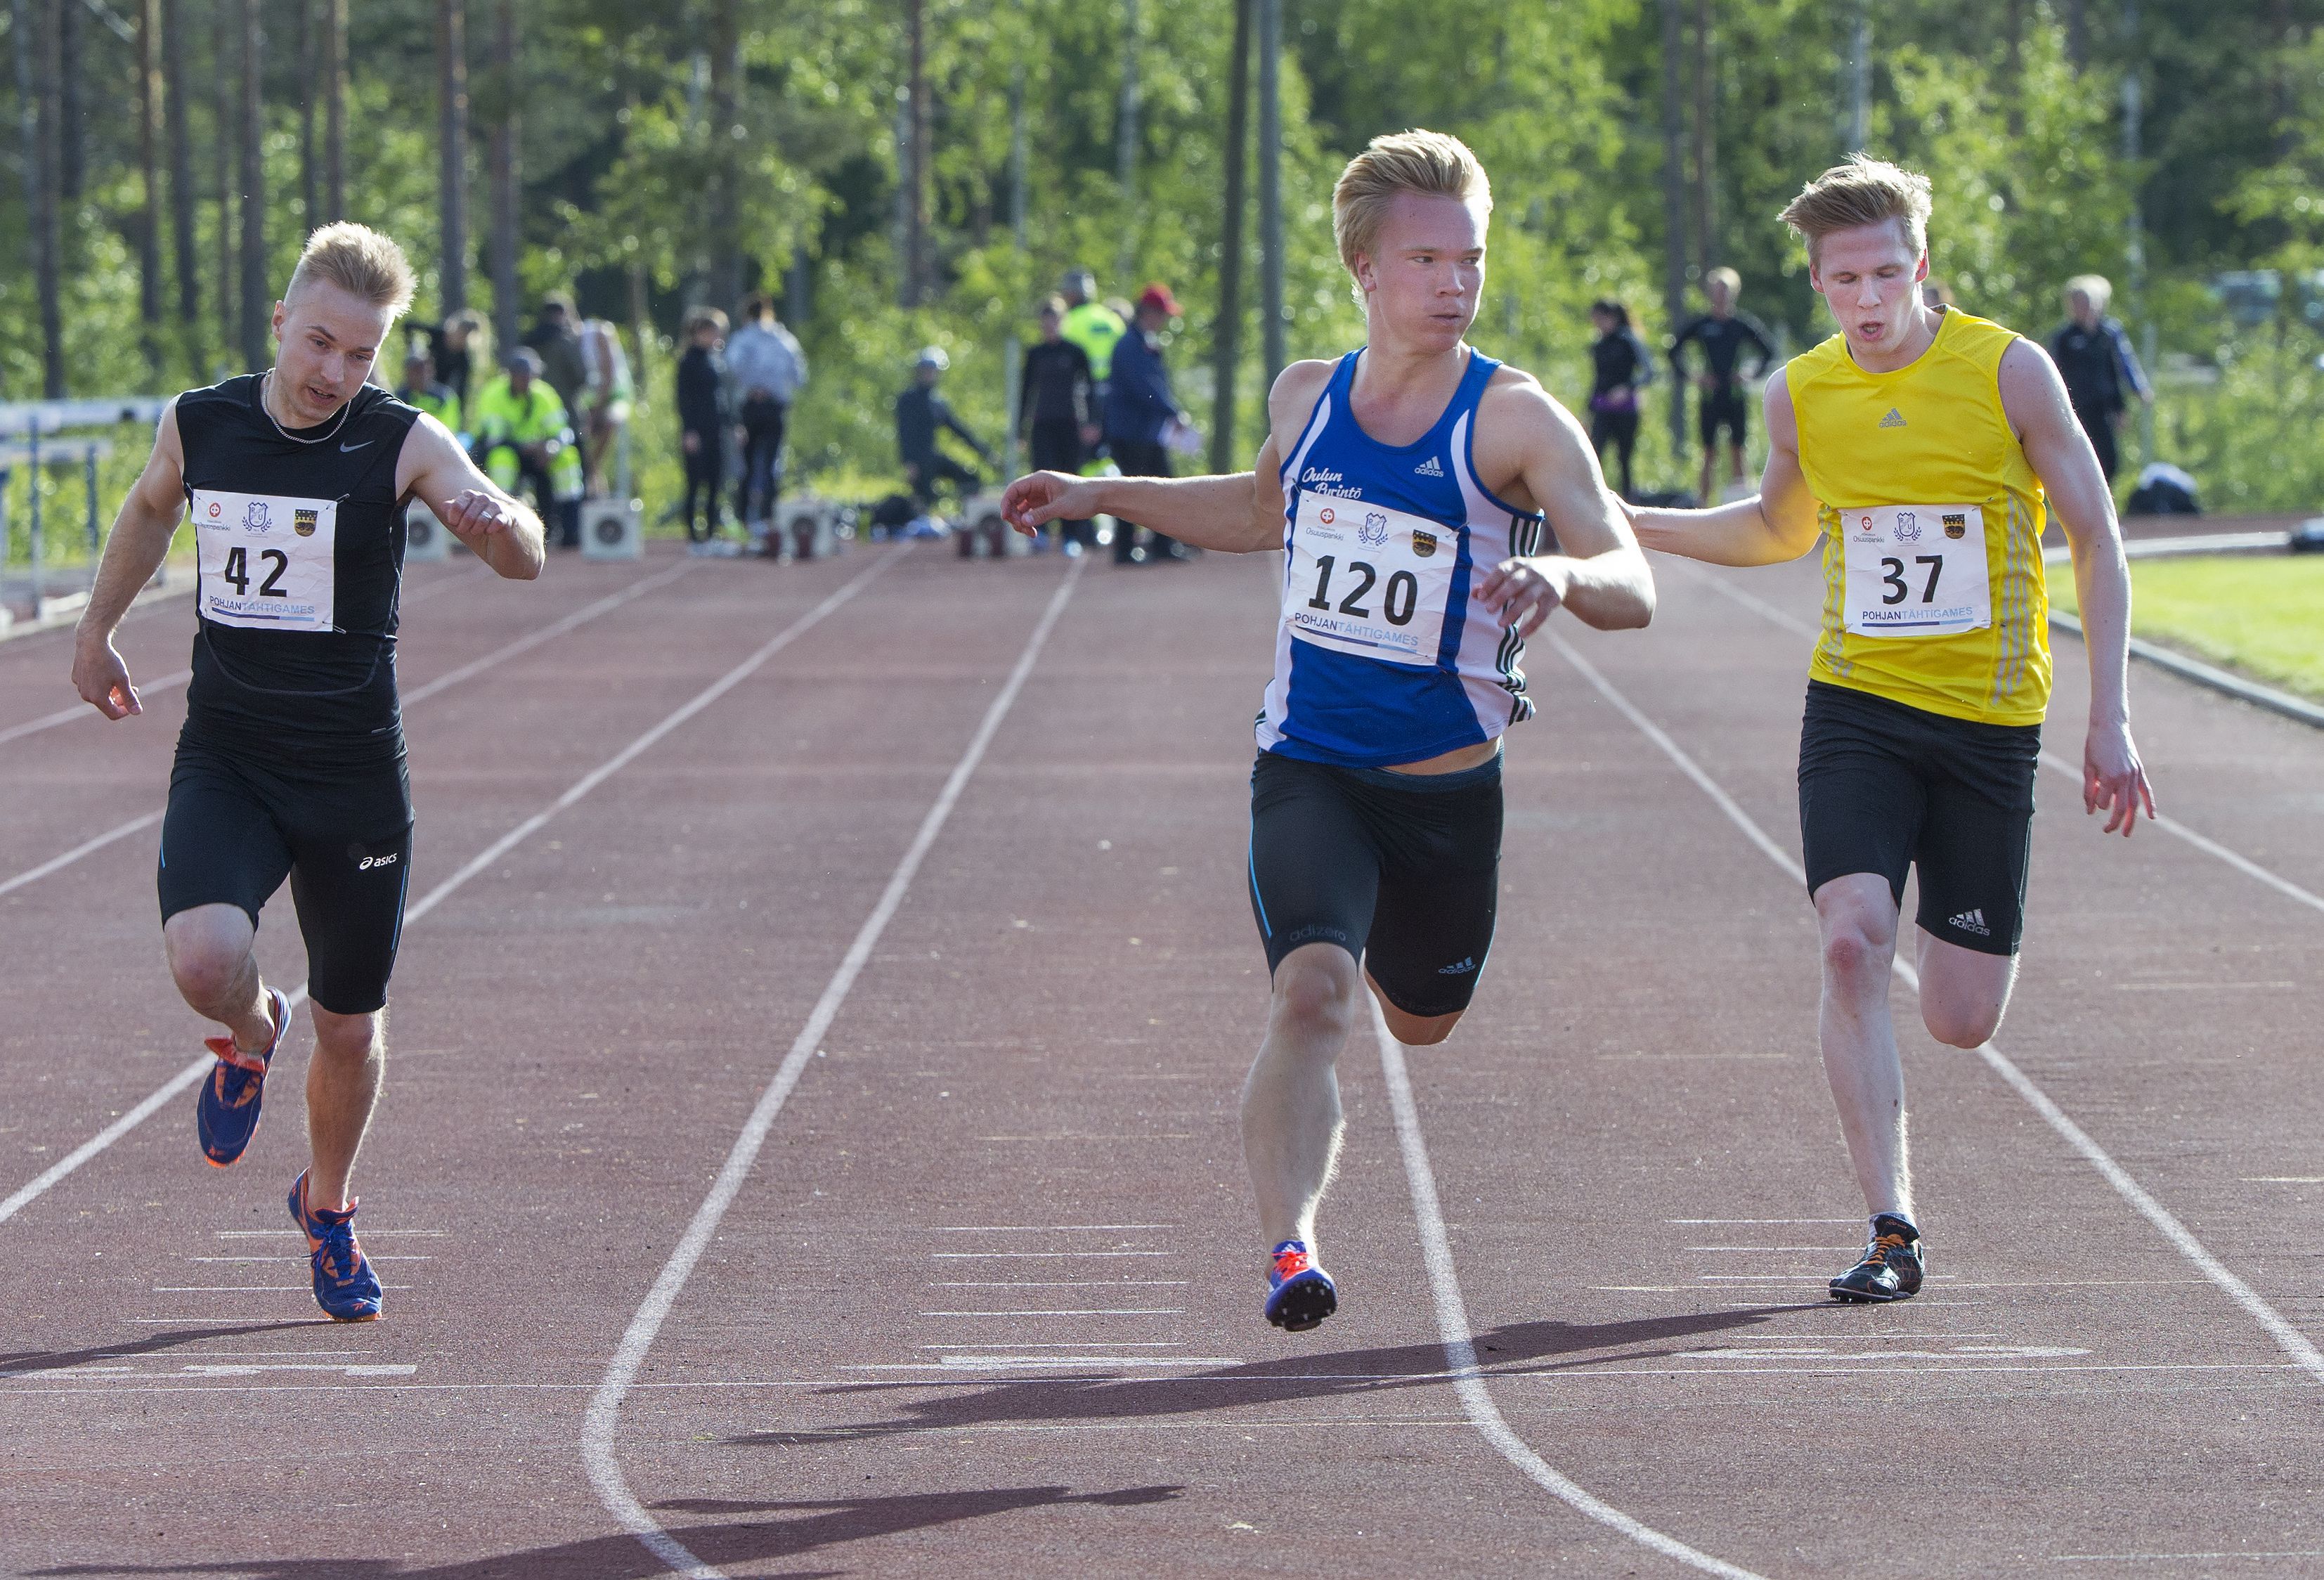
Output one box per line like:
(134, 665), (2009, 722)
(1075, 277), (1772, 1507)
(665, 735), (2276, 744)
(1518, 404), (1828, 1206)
(1103, 282), (1195, 564)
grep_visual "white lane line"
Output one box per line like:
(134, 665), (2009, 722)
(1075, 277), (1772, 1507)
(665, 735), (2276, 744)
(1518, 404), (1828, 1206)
(0, 552), (902, 1231)
(933, 1223), (1175, 1232)
(1375, 1004), (1765, 1579)
(0, 563), (498, 751)
(920, 1309), (1183, 1317)
(0, 810), (162, 900)
(1673, 561), (2324, 919)
(932, 1281), (1189, 1288)
(1550, 630), (2324, 1391)
(2053, 1551), (2324, 1565)
(0, 559), (696, 906)
(928, 1250), (1172, 1260)
(582, 557), (1085, 1580)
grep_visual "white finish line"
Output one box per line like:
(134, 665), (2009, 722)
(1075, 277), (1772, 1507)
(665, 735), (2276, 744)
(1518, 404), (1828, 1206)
(582, 558), (1085, 1580)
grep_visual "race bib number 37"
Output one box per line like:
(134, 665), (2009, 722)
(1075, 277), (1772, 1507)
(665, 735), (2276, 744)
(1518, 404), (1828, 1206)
(1283, 493), (1455, 666)
(193, 488), (337, 633)
(1841, 503), (1991, 638)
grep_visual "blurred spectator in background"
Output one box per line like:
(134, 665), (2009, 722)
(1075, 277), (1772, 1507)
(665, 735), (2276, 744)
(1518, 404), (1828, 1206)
(1670, 266), (1775, 506)
(2051, 275), (2152, 484)
(896, 348), (992, 552)
(1058, 269), (1127, 396)
(396, 348), (462, 434)
(1104, 283), (1193, 564)
(423, 309), (489, 425)
(725, 294), (808, 540)
(676, 309), (731, 552)
(523, 293), (588, 415)
(472, 347), (583, 548)
(1585, 299), (1654, 501)
(1018, 295), (1098, 556)
(576, 315), (635, 498)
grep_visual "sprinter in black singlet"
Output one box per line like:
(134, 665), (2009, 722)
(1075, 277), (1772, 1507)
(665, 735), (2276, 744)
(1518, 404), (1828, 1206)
(72, 223), (544, 1321)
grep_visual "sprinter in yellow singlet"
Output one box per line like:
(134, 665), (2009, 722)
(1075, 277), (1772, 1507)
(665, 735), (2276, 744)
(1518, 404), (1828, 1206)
(1628, 156), (2155, 1303)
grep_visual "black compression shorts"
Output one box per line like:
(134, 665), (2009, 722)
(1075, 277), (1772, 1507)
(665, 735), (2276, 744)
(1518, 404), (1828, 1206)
(1247, 750), (1502, 1019)
(159, 737), (415, 1014)
(1797, 681), (2040, 957)
(1699, 383), (1749, 448)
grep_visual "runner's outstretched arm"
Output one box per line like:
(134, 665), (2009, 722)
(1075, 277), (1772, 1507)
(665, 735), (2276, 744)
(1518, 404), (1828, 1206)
(397, 412), (546, 580)
(71, 401), (191, 720)
(1999, 338), (2156, 835)
(1470, 377), (1654, 633)
(1002, 359), (1335, 554)
(1625, 368), (1822, 566)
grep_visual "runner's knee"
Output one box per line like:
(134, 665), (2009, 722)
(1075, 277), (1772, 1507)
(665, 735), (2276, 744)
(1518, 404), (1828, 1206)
(1815, 895), (1895, 987)
(1271, 946), (1361, 1044)
(1382, 1004), (1462, 1047)
(162, 907), (254, 1007)
(1921, 997), (2003, 1049)
(309, 1004), (384, 1061)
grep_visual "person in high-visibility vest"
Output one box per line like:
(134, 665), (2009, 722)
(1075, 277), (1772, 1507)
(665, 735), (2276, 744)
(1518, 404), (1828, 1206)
(470, 348), (583, 547)
(395, 349), (463, 437)
(1058, 269), (1127, 387)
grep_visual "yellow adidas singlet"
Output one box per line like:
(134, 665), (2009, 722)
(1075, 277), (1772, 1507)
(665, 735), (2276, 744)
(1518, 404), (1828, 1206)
(1789, 310), (2051, 726)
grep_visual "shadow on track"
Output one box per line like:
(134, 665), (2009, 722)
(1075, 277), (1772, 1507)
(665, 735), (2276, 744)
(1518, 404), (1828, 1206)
(28, 1484), (1183, 1579)
(748, 1306), (1818, 1447)
(0, 1321), (326, 1377)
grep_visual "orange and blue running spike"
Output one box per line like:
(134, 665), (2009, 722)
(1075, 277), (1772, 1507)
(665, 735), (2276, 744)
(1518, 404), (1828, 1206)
(196, 987), (290, 1167)
(288, 1170), (382, 1323)
(1264, 1238), (1337, 1332)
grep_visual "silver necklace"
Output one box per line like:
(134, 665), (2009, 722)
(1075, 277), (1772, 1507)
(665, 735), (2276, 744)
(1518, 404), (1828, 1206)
(259, 369), (356, 445)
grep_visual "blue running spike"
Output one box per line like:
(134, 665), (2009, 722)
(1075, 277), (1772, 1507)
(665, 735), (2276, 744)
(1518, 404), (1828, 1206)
(1264, 1238), (1338, 1332)
(289, 1170), (383, 1323)
(196, 988), (290, 1168)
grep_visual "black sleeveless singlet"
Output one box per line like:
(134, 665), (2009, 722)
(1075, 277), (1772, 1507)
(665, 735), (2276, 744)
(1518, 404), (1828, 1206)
(175, 376), (422, 768)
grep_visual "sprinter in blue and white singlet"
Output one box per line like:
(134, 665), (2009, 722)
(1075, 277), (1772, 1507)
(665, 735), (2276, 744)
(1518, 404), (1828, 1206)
(1004, 130), (1655, 1333)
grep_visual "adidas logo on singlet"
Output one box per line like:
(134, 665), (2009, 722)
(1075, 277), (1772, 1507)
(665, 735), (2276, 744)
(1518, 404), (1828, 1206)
(1879, 408), (1907, 429)
(1948, 908), (1989, 936)
(1414, 455), (1445, 477)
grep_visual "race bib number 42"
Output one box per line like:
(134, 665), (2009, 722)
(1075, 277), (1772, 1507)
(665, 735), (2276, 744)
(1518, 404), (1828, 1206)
(193, 488), (337, 633)
(1841, 503), (1991, 638)
(1283, 493), (1455, 666)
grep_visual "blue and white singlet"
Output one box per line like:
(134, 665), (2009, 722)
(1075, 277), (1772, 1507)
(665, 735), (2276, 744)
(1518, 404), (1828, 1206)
(1258, 347), (1549, 768)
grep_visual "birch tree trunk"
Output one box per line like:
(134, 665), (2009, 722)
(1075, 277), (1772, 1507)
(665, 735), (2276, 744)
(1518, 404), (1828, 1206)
(439, 0), (469, 316)
(138, 0), (164, 369)
(1208, 0), (1252, 475)
(487, 0), (519, 349)
(237, 0), (268, 371)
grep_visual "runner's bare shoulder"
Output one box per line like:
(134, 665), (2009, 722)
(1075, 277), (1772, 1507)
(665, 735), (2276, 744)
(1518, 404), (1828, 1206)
(1266, 358), (1340, 440)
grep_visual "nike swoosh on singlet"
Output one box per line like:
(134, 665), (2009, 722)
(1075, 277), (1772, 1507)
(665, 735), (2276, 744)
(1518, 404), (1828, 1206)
(340, 439), (373, 452)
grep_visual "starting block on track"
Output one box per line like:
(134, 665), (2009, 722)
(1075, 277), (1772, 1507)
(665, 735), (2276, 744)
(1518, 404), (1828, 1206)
(957, 489), (1024, 560)
(773, 496), (847, 561)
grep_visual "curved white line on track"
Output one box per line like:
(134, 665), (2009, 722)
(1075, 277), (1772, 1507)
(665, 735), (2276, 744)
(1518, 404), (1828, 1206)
(0, 559), (698, 902)
(1547, 629), (2324, 1390)
(0, 551), (898, 1230)
(583, 558), (1086, 1580)
(1667, 559), (2324, 918)
(0, 563), (493, 751)
(1375, 1006), (1767, 1578)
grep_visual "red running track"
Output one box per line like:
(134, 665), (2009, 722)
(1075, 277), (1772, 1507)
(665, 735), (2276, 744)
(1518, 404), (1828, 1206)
(1, 540), (2318, 1577)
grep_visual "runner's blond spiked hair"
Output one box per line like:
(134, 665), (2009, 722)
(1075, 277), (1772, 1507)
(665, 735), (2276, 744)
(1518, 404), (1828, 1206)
(1778, 154), (1933, 266)
(285, 222), (417, 316)
(1332, 129), (1493, 303)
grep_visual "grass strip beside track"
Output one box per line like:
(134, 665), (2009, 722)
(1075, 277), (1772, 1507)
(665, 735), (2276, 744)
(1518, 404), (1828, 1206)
(2053, 555), (2324, 701)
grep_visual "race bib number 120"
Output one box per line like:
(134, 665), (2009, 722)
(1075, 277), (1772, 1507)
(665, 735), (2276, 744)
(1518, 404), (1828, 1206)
(1283, 493), (1455, 667)
(1841, 503), (1991, 637)
(193, 488), (338, 633)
